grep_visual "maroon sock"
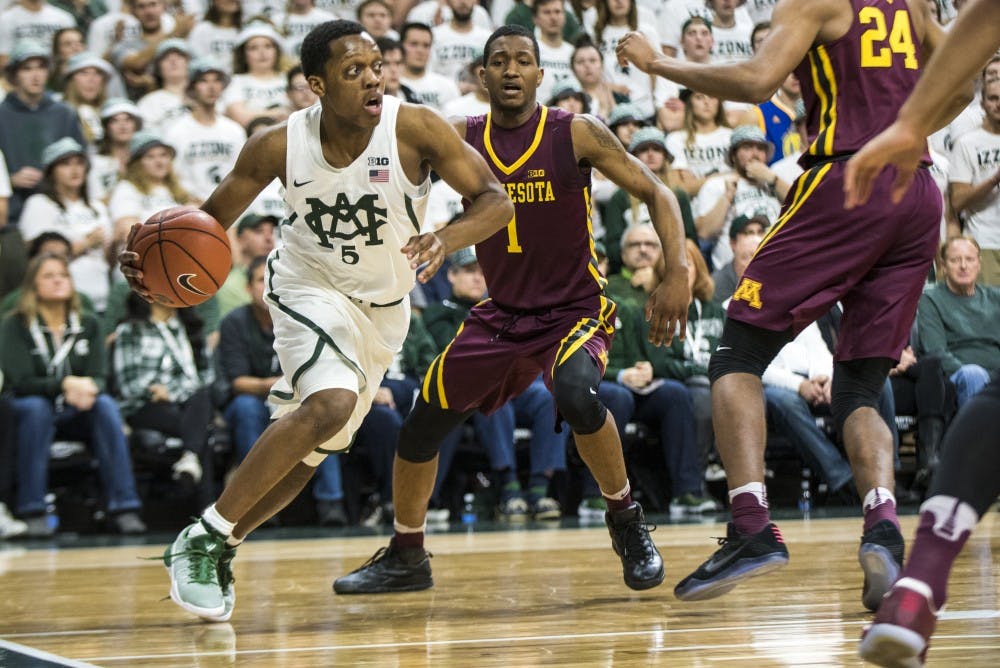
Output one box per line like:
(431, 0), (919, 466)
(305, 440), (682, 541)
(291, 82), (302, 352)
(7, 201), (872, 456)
(603, 489), (634, 513)
(900, 510), (971, 609)
(863, 498), (900, 533)
(393, 530), (424, 550)
(731, 492), (770, 535)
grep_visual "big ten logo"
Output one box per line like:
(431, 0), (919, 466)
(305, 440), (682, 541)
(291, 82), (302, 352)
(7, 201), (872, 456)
(526, 169), (546, 179)
(368, 156), (390, 166)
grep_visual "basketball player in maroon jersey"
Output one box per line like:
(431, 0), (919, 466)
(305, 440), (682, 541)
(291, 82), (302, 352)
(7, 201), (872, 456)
(335, 24), (691, 594)
(616, 0), (958, 609)
(845, 0), (1000, 663)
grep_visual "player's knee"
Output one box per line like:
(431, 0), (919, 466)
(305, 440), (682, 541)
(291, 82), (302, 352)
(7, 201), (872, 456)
(831, 358), (894, 433)
(397, 397), (469, 463)
(297, 389), (357, 444)
(552, 353), (606, 435)
(707, 319), (793, 384)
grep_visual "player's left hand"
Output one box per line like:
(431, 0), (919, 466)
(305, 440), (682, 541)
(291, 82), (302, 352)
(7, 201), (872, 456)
(844, 120), (924, 209)
(645, 268), (690, 347)
(402, 231), (445, 284)
(615, 31), (659, 73)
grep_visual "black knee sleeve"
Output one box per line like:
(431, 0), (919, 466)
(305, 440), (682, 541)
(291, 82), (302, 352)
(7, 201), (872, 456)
(396, 397), (473, 463)
(552, 351), (607, 435)
(831, 357), (894, 433)
(707, 318), (793, 383)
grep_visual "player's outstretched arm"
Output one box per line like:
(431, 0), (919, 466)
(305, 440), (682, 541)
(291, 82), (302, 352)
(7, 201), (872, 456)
(398, 105), (513, 283)
(571, 114), (689, 347)
(844, 0), (1000, 209)
(119, 125), (285, 300)
(614, 0), (825, 103)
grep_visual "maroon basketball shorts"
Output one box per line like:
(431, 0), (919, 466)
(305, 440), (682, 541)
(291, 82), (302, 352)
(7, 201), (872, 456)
(420, 295), (616, 415)
(728, 161), (941, 362)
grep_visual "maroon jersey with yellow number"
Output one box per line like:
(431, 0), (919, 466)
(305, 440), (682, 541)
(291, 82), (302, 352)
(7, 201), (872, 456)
(464, 105), (605, 311)
(795, 0), (927, 168)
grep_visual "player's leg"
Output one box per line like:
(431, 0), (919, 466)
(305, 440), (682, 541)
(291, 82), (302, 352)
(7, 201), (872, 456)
(552, 349), (664, 590)
(860, 372), (1000, 667)
(673, 318), (792, 601)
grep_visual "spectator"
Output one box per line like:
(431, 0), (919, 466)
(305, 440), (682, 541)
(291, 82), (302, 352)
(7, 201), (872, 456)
(0, 0), (76, 71)
(739, 73), (801, 165)
(88, 0), (174, 66)
(62, 53), (114, 145)
(112, 292), (213, 499)
(666, 89), (732, 198)
(442, 55), (490, 117)
(376, 37), (421, 104)
(215, 255), (348, 526)
(601, 127), (697, 274)
(285, 63), (320, 111)
(113, 0), (195, 101)
(407, 0), (492, 30)
(46, 26), (85, 93)
(605, 222), (660, 311)
(284, 0), (338, 59)
(917, 236), (1000, 406)
(0, 230), (100, 316)
(677, 15), (713, 65)
(706, 0), (753, 63)
(769, 98), (808, 186)
(107, 131), (194, 248)
(656, 0), (711, 58)
(711, 213), (767, 304)
(0, 40), (85, 298)
(89, 98), (143, 203)
(547, 81), (589, 115)
(19, 138), (113, 315)
(428, 0), (491, 82)
(398, 22), (459, 111)
(570, 37), (628, 122)
(223, 22), (290, 129)
(506, 0), (581, 45)
(605, 102), (645, 151)
(136, 39), (192, 135)
(187, 0), (241, 74)
(243, 0), (287, 25)
(215, 213), (277, 317)
(165, 59), (247, 203)
(694, 125), (783, 270)
(0, 253), (145, 536)
(356, 0), (398, 41)
(948, 77), (1000, 285)
(532, 0), (575, 106)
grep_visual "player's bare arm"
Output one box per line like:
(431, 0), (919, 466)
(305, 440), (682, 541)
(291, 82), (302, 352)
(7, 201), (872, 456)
(615, 0), (838, 103)
(396, 104), (513, 283)
(571, 114), (690, 347)
(844, 0), (998, 209)
(119, 124), (287, 300)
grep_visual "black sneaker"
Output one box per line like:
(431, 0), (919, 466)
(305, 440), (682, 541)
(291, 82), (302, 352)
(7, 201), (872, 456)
(333, 540), (433, 594)
(674, 522), (789, 601)
(605, 502), (664, 591)
(859, 519), (905, 612)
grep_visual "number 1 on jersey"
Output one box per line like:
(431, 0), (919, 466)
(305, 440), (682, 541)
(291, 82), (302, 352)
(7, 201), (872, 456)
(506, 213), (523, 253)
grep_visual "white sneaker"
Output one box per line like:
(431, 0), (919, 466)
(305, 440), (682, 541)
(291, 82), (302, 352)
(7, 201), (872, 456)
(425, 507), (450, 524)
(172, 450), (203, 484)
(0, 503), (27, 539)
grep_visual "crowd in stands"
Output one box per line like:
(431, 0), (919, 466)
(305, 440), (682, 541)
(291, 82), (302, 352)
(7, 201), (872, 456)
(0, 0), (997, 539)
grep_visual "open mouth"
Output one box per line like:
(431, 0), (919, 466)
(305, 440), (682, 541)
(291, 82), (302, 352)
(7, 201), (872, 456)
(364, 95), (383, 114)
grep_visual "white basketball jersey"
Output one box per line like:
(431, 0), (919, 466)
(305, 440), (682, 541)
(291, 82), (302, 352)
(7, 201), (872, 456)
(281, 96), (430, 304)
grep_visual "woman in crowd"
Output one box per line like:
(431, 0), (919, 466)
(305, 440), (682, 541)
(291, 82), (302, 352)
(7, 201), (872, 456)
(19, 139), (113, 315)
(666, 90), (734, 197)
(570, 37), (628, 121)
(89, 98), (143, 203)
(48, 27), (86, 94)
(224, 22), (290, 128)
(0, 254), (145, 537)
(61, 52), (114, 146)
(188, 0), (243, 74)
(136, 40), (192, 134)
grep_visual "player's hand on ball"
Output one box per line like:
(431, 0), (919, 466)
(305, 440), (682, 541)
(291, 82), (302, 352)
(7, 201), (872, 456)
(402, 232), (445, 284)
(645, 268), (690, 347)
(119, 222), (153, 303)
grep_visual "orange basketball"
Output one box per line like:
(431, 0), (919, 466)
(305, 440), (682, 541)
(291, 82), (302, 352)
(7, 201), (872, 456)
(131, 206), (232, 307)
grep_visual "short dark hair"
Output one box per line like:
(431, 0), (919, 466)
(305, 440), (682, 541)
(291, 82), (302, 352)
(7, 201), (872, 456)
(28, 231), (72, 259)
(300, 20), (366, 78)
(750, 21), (771, 52)
(484, 24), (540, 64)
(356, 0), (390, 18)
(375, 36), (402, 55)
(400, 22), (433, 44)
(531, 0), (563, 15)
(286, 63), (304, 87)
(246, 255), (268, 282)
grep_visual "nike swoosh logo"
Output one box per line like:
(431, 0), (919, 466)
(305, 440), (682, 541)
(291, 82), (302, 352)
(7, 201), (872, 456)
(177, 273), (209, 296)
(293, 178), (314, 187)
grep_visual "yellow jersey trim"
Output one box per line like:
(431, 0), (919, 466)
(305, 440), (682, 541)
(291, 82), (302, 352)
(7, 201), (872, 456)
(484, 105), (549, 175)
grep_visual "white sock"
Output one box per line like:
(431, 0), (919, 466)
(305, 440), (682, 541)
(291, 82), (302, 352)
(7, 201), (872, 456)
(728, 481), (768, 507)
(394, 519), (426, 534)
(920, 495), (979, 540)
(196, 504), (236, 538)
(862, 487), (896, 512)
(601, 480), (631, 501)
(226, 536), (244, 548)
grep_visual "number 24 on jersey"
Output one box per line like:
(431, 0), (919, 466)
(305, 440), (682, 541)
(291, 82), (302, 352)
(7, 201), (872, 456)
(859, 7), (918, 70)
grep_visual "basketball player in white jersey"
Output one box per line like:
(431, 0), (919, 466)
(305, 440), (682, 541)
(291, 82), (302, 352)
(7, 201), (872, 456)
(119, 19), (513, 622)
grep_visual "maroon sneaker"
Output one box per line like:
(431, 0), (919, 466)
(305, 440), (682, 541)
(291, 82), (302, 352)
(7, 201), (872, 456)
(858, 577), (939, 667)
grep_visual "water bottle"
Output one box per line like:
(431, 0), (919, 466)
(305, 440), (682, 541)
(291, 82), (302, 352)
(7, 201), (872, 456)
(44, 493), (60, 533)
(798, 470), (812, 514)
(461, 493), (477, 524)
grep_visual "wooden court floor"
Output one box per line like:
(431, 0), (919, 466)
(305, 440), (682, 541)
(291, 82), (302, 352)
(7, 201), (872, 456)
(0, 514), (997, 667)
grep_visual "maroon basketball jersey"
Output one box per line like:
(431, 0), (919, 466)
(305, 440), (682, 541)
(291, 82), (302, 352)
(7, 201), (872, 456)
(794, 0), (927, 167)
(464, 105), (605, 311)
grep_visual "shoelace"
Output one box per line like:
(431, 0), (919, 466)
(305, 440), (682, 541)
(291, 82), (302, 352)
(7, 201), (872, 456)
(218, 551), (236, 592)
(162, 544), (221, 585)
(621, 520), (658, 557)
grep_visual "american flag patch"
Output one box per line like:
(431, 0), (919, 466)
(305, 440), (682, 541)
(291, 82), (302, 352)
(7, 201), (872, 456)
(369, 169), (389, 182)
